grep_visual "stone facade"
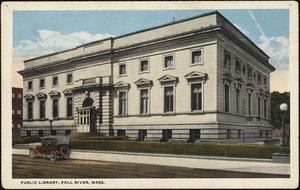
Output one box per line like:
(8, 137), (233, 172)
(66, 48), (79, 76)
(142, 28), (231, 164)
(18, 11), (275, 143)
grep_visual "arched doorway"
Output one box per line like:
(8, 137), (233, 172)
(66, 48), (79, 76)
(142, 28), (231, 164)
(78, 97), (95, 133)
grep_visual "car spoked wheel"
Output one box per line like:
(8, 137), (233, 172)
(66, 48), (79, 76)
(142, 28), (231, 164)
(29, 149), (36, 159)
(49, 151), (57, 161)
(60, 146), (69, 159)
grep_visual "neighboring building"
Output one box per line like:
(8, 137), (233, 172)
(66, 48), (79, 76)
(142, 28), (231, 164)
(12, 87), (23, 136)
(18, 11), (275, 143)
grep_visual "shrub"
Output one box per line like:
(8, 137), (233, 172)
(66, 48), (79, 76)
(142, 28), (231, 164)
(13, 135), (41, 144)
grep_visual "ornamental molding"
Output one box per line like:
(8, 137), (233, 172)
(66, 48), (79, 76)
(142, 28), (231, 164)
(24, 94), (35, 101)
(62, 89), (73, 96)
(114, 81), (130, 91)
(134, 78), (153, 88)
(184, 71), (207, 83)
(48, 90), (61, 98)
(246, 83), (255, 94)
(234, 78), (244, 89)
(36, 92), (47, 100)
(223, 73), (233, 85)
(158, 75), (178, 85)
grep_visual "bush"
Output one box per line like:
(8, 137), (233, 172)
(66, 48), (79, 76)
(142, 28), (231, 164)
(69, 139), (281, 159)
(13, 135), (41, 144)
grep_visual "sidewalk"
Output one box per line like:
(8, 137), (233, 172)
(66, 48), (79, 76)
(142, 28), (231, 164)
(13, 147), (290, 175)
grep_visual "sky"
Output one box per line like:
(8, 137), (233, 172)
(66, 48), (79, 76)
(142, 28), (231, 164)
(12, 9), (290, 92)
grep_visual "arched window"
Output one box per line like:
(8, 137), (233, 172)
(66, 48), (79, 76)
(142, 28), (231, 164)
(83, 97), (94, 107)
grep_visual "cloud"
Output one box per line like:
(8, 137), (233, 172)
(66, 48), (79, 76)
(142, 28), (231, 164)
(257, 35), (289, 70)
(13, 29), (114, 60)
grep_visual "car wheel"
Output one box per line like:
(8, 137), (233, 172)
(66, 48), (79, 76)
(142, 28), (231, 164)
(60, 146), (69, 158)
(29, 149), (36, 159)
(49, 151), (57, 161)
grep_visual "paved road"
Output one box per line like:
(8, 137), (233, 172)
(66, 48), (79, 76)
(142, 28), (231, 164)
(13, 155), (289, 178)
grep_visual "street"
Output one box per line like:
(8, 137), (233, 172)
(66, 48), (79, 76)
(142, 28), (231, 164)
(13, 155), (289, 178)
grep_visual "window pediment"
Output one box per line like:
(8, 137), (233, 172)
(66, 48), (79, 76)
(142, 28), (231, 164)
(48, 90), (61, 98)
(114, 81), (130, 90)
(24, 94), (35, 101)
(223, 73), (233, 85)
(246, 83), (255, 94)
(36, 92), (47, 100)
(184, 71), (207, 83)
(63, 89), (73, 96)
(134, 78), (153, 88)
(158, 75), (178, 85)
(234, 78), (244, 89)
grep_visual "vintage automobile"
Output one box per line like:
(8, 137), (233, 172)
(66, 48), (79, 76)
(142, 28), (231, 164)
(29, 135), (71, 161)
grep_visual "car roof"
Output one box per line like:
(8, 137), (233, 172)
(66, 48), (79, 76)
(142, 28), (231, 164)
(41, 135), (70, 145)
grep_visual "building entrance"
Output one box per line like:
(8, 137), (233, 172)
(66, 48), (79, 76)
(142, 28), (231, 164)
(78, 108), (91, 133)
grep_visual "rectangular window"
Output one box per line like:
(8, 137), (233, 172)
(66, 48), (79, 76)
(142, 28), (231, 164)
(119, 92), (127, 115)
(67, 74), (73, 84)
(263, 77), (267, 88)
(266, 131), (269, 138)
(191, 83), (202, 111)
(53, 76), (58, 86)
(67, 97), (73, 117)
(140, 60), (149, 73)
(264, 99), (267, 118)
(164, 86), (174, 112)
(224, 51), (231, 68)
(259, 130), (263, 138)
(164, 55), (174, 69)
(162, 129), (172, 142)
(18, 94), (22, 103)
(248, 94), (252, 115)
(53, 98), (59, 118)
(38, 130), (43, 136)
(138, 130), (147, 141)
(117, 130), (126, 136)
(51, 130), (57, 136)
(257, 73), (262, 85)
(247, 66), (253, 80)
(28, 101), (33, 120)
(65, 130), (71, 136)
(28, 81), (33, 90)
(227, 129), (231, 139)
(191, 50), (202, 65)
(258, 97), (261, 117)
(40, 78), (45, 88)
(40, 100), (45, 119)
(225, 84), (230, 112)
(235, 58), (241, 73)
(17, 109), (22, 119)
(236, 88), (240, 114)
(140, 89), (149, 114)
(27, 131), (31, 136)
(119, 64), (127, 76)
(238, 130), (242, 139)
(12, 93), (16, 103)
(189, 129), (201, 142)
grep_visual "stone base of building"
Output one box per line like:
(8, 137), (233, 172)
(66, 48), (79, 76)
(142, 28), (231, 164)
(272, 153), (290, 163)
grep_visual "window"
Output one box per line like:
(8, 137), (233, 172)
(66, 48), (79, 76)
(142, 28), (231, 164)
(225, 84), (230, 112)
(51, 130), (57, 136)
(67, 97), (73, 117)
(191, 50), (202, 65)
(162, 129), (172, 142)
(238, 130), (242, 139)
(266, 131), (269, 138)
(248, 93), (252, 115)
(189, 129), (201, 142)
(140, 60), (149, 73)
(236, 88), (240, 114)
(263, 99), (267, 118)
(138, 130), (147, 141)
(191, 83), (202, 111)
(119, 64), (127, 76)
(65, 130), (71, 136)
(38, 130), (43, 136)
(117, 130), (126, 136)
(17, 109), (22, 119)
(164, 55), (174, 69)
(53, 98), (59, 118)
(28, 101), (33, 120)
(40, 100), (45, 119)
(263, 77), (267, 88)
(39, 78), (45, 88)
(52, 76), (58, 86)
(67, 73), (73, 84)
(27, 131), (31, 136)
(28, 81), (33, 90)
(247, 66), (253, 79)
(257, 97), (261, 117)
(224, 51), (231, 68)
(12, 93), (16, 102)
(259, 130), (263, 138)
(257, 73), (262, 85)
(164, 86), (174, 112)
(235, 58), (241, 73)
(140, 89), (149, 114)
(227, 129), (231, 139)
(18, 94), (22, 103)
(119, 91), (127, 115)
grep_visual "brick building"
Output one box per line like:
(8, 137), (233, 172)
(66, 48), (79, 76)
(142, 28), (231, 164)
(18, 11), (275, 143)
(12, 87), (23, 136)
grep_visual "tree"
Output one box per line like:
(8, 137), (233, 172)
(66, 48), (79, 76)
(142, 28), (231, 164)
(270, 91), (290, 128)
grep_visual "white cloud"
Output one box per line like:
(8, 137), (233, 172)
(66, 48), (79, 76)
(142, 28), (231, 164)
(257, 35), (289, 70)
(13, 29), (114, 60)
